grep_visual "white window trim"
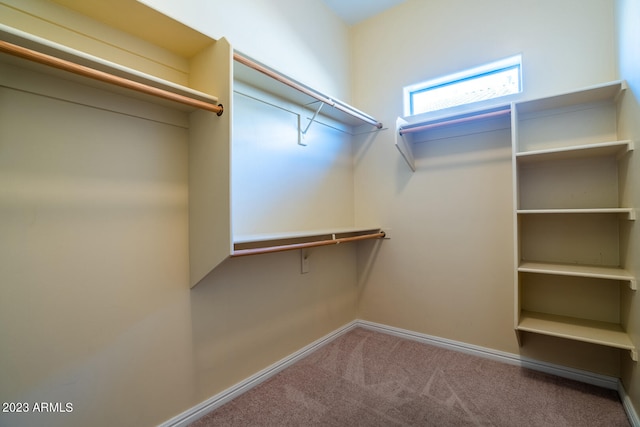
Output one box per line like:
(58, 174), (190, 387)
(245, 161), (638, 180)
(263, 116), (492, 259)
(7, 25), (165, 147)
(403, 54), (522, 117)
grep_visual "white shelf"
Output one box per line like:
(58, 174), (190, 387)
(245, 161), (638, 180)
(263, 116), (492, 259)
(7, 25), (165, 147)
(0, 24), (220, 113)
(518, 311), (637, 360)
(234, 227), (383, 245)
(516, 140), (633, 163)
(232, 227), (385, 256)
(515, 80), (626, 115)
(518, 262), (636, 289)
(234, 52), (382, 129)
(395, 104), (512, 171)
(517, 208), (636, 220)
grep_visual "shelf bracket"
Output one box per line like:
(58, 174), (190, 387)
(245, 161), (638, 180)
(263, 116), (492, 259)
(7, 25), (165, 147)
(631, 349), (638, 362)
(395, 117), (416, 172)
(298, 102), (325, 146)
(629, 278), (637, 291)
(616, 140), (634, 161)
(627, 209), (636, 221)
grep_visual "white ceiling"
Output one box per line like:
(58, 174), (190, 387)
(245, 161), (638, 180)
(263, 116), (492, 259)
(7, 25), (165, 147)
(321, 0), (408, 25)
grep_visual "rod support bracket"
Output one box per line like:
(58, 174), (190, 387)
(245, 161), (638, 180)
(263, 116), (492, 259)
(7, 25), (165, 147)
(298, 102), (325, 146)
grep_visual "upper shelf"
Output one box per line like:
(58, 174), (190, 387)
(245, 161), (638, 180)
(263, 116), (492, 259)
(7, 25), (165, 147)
(51, 0), (215, 59)
(0, 24), (222, 115)
(517, 208), (636, 220)
(233, 52), (383, 130)
(516, 140), (634, 162)
(515, 80), (626, 115)
(2, 0), (235, 116)
(395, 104), (512, 171)
(397, 104), (512, 136)
(395, 80), (628, 171)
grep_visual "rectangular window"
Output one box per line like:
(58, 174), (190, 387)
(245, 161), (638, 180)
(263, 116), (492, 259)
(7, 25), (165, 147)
(404, 55), (522, 116)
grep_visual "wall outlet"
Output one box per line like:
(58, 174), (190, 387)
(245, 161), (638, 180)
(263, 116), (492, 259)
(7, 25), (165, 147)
(301, 250), (310, 274)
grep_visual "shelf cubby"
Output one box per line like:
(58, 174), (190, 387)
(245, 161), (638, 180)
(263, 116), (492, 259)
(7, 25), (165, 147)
(518, 261), (636, 290)
(518, 311), (637, 361)
(515, 139), (633, 163)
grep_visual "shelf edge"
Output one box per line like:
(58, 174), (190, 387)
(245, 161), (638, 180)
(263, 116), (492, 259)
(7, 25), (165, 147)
(0, 23), (220, 106)
(517, 208), (635, 220)
(516, 139), (633, 160)
(518, 263), (637, 290)
(231, 229), (385, 257)
(518, 311), (635, 351)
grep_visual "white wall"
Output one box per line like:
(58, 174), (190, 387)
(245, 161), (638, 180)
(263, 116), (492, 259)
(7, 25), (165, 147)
(616, 0), (640, 416)
(351, 0), (616, 124)
(142, 0), (351, 102)
(232, 83), (355, 236)
(352, 0), (622, 374)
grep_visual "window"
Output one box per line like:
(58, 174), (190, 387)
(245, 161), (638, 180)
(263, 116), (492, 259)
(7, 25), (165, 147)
(404, 55), (522, 116)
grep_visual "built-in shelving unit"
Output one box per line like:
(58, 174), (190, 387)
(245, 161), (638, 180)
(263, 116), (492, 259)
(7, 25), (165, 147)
(2, 0), (233, 289)
(512, 80), (637, 361)
(25, 2), (385, 287)
(393, 80), (637, 360)
(229, 52), (386, 263)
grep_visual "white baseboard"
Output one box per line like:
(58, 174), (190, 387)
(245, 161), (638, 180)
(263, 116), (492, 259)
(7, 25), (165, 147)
(158, 321), (360, 427)
(356, 320), (620, 389)
(619, 382), (640, 427)
(357, 320), (638, 427)
(160, 319), (638, 427)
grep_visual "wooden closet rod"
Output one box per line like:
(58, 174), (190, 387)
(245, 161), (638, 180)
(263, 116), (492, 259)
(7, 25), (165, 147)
(234, 52), (382, 129)
(399, 108), (510, 135)
(0, 40), (224, 116)
(231, 231), (386, 257)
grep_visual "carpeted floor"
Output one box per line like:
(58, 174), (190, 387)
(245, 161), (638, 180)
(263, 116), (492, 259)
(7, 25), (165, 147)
(190, 327), (630, 426)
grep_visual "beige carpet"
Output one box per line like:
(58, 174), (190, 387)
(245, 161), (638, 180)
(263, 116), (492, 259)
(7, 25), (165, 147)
(191, 327), (630, 426)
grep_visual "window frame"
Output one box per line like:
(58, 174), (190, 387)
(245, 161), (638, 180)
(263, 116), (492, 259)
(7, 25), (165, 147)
(403, 54), (522, 117)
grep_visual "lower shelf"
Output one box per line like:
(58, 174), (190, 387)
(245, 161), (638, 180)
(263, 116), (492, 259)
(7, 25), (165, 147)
(518, 261), (636, 289)
(517, 208), (636, 220)
(232, 227), (385, 257)
(517, 311), (637, 361)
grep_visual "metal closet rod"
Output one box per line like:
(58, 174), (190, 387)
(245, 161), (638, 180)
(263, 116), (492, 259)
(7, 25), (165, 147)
(0, 40), (224, 116)
(399, 107), (511, 136)
(231, 231), (386, 257)
(233, 52), (382, 129)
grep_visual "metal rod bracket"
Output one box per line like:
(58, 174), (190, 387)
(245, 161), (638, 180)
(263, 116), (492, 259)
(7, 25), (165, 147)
(298, 102), (325, 146)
